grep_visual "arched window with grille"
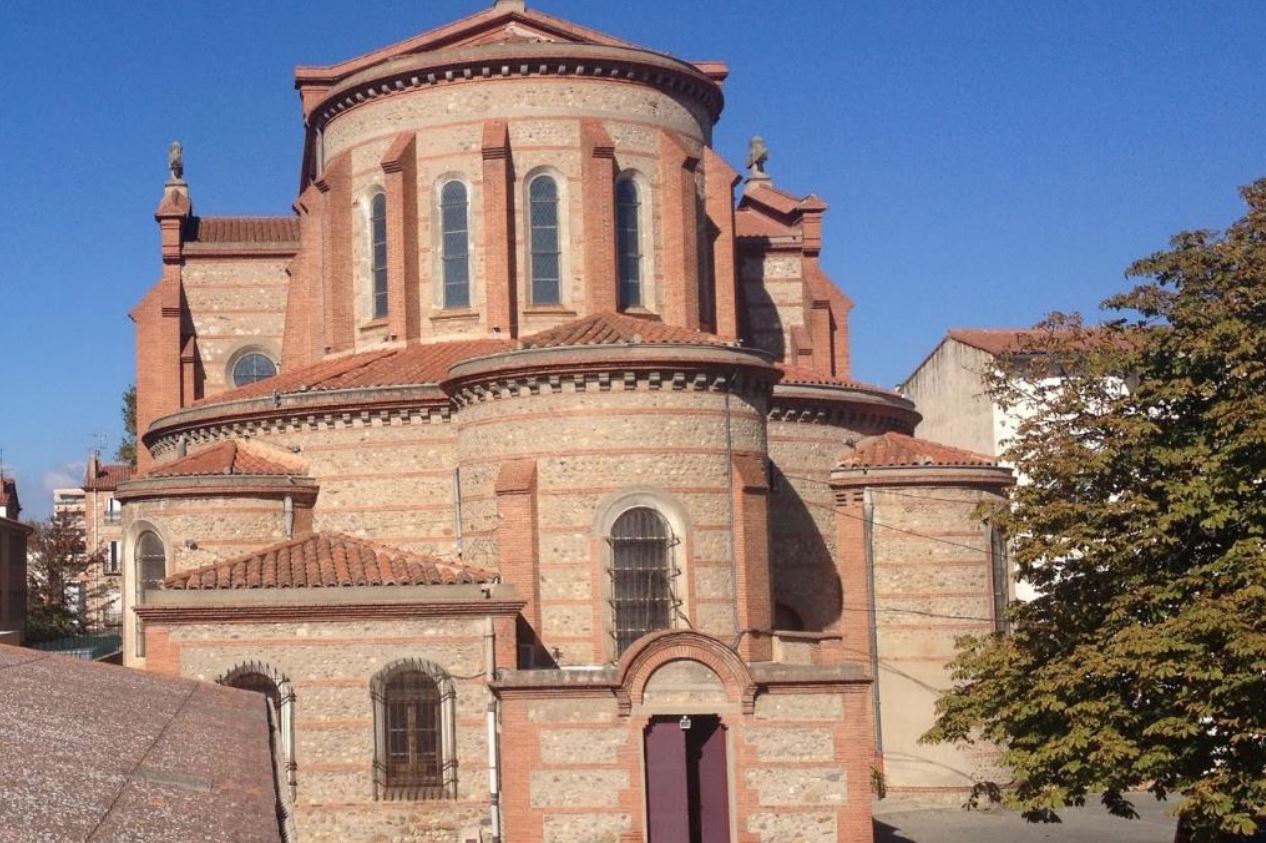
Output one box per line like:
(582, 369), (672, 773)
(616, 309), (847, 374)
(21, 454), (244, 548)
(616, 178), (643, 310)
(610, 507), (676, 656)
(370, 191), (388, 319)
(371, 659), (457, 801)
(440, 181), (470, 309)
(529, 174), (561, 305)
(218, 662), (298, 803)
(133, 529), (166, 657)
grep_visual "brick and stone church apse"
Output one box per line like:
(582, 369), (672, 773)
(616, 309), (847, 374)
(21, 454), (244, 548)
(119, 2), (1015, 841)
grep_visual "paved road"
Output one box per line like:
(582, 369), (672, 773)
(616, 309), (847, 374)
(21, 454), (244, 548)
(874, 793), (1179, 842)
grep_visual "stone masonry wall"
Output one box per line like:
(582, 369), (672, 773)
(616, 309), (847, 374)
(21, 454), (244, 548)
(182, 257), (289, 398)
(457, 381), (768, 665)
(870, 485), (1007, 793)
(146, 616), (497, 843)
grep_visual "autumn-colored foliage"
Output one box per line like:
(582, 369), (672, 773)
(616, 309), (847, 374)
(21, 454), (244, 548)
(924, 179), (1266, 841)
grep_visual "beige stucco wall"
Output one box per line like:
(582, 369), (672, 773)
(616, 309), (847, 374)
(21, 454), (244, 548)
(901, 339), (997, 456)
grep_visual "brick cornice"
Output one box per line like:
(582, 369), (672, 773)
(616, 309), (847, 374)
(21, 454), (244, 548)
(116, 474), (319, 503)
(136, 599), (524, 624)
(830, 463), (1015, 499)
(305, 43), (724, 138)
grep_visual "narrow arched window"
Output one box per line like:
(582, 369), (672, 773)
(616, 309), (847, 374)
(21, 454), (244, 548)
(370, 192), (388, 319)
(371, 660), (456, 801)
(529, 175), (561, 305)
(440, 181), (470, 309)
(137, 531), (166, 591)
(231, 352), (277, 388)
(610, 507), (674, 655)
(616, 179), (643, 310)
(133, 530), (166, 658)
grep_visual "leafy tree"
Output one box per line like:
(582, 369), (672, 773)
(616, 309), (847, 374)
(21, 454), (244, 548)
(924, 179), (1266, 842)
(116, 384), (137, 466)
(25, 510), (101, 641)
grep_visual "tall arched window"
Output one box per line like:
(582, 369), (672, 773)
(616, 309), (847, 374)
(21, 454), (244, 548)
(371, 659), (457, 801)
(133, 530), (166, 657)
(616, 179), (643, 310)
(370, 191), (388, 319)
(440, 181), (470, 309)
(529, 175), (561, 305)
(610, 507), (675, 655)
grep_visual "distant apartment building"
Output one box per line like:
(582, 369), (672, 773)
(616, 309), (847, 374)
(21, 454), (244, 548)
(0, 476), (30, 644)
(80, 453), (133, 629)
(52, 486), (86, 520)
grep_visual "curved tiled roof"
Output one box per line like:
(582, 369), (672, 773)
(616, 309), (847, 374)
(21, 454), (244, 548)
(162, 532), (496, 590)
(192, 339), (511, 406)
(149, 441), (304, 478)
(193, 314), (735, 410)
(518, 311), (732, 349)
(775, 363), (899, 396)
(838, 432), (998, 469)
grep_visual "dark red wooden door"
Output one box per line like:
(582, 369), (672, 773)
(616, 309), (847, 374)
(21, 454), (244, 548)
(645, 718), (690, 842)
(695, 719), (731, 843)
(646, 716), (731, 843)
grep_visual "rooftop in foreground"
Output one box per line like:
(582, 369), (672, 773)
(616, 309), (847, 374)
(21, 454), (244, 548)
(0, 647), (281, 842)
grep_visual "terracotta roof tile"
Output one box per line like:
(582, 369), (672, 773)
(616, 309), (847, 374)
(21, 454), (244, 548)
(150, 441), (305, 478)
(193, 339), (510, 406)
(838, 432), (998, 469)
(519, 311), (730, 349)
(186, 216), (300, 244)
(194, 315), (731, 412)
(775, 363), (898, 395)
(743, 184), (805, 217)
(83, 463), (134, 491)
(162, 532), (496, 590)
(735, 208), (796, 238)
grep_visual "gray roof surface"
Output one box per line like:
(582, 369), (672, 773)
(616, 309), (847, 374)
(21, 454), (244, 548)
(0, 647), (281, 842)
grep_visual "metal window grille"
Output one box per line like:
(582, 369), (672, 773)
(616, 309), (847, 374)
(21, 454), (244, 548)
(529, 175), (561, 305)
(440, 182), (470, 309)
(134, 531), (166, 657)
(370, 192), (389, 319)
(372, 663), (456, 801)
(610, 507), (677, 656)
(615, 179), (642, 309)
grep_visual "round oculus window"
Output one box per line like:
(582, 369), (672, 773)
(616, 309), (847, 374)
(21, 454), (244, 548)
(231, 352), (278, 387)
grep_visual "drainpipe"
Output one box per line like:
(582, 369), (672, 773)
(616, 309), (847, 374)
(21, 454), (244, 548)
(453, 468), (465, 560)
(724, 377), (740, 639)
(485, 617), (502, 842)
(863, 488), (882, 752)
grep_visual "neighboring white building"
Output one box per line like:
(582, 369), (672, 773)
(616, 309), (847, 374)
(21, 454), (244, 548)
(900, 328), (1063, 462)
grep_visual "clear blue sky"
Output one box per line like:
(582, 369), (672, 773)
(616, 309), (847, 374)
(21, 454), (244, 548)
(0, 1), (1262, 518)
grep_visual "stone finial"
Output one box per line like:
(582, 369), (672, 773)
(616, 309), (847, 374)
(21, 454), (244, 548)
(746, 135), (770, 182)
(493, 0), (526, 10)
(167, 140), (186, 186)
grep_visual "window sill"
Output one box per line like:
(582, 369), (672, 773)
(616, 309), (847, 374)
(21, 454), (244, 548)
(618, 307), (660, 320)
(359, 318), (390, 330)
(430, 309), (479, 322)
(523, 306), (577, 317)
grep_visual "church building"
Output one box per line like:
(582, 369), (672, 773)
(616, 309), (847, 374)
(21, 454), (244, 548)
(119, 3), (1013, 841)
